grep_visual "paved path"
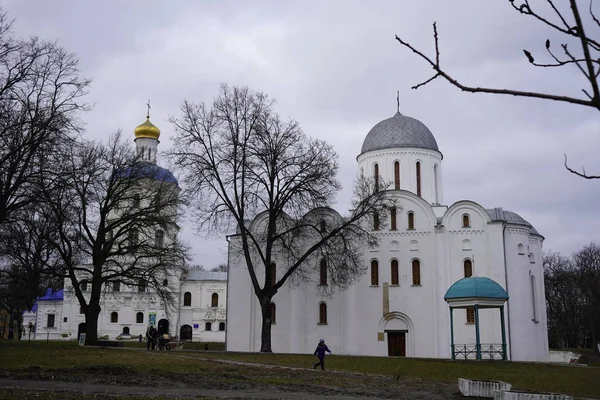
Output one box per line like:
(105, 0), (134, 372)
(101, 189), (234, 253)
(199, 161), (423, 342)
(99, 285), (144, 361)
(0, 378), (381, 399)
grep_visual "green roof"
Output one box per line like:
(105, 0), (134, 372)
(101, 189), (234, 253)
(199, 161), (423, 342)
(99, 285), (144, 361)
(444, 277), (508, 301)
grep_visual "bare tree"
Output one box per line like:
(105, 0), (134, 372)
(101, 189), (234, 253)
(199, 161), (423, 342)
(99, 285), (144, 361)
(211, 263), (228, 272)
(0, 205), (62, 339)
(0, 10), (89, 227)
(169, 85), (388, 352)
(39, 132), (188, 345)
(395, 0), (599, 178)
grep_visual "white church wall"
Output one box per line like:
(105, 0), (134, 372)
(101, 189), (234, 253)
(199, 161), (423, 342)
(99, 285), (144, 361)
(504, 228), (549, 362)
(357, 148), (443, 205)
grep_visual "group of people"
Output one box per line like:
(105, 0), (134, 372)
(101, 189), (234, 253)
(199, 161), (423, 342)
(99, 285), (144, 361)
(145, 326), (333, 369)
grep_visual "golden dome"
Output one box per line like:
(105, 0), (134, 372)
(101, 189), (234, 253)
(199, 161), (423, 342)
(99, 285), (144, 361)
(134, 117), (160, 140)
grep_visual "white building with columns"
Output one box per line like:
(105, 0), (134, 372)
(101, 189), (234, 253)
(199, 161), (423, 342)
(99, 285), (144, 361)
(226, 110), (549, 362)
(23, 115), (228, 343)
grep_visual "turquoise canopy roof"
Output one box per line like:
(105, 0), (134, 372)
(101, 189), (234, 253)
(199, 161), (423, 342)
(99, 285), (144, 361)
(444, 277), (508, 301)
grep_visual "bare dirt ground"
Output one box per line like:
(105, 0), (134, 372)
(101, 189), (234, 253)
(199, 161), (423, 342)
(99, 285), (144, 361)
(0, 355), (463, 399)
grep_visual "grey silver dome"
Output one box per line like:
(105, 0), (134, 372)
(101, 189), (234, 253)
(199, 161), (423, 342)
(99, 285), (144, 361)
(360, 112), (439, 154)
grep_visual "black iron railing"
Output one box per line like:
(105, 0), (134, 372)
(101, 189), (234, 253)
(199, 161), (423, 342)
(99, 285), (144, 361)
(452, 343), (506, 360)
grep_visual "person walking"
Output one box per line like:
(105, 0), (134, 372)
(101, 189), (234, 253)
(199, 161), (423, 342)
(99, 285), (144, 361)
(313, 338), (332, 370)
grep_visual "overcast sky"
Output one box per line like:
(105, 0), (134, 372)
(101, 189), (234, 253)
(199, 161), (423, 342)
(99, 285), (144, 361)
(4, 0), (599, 267)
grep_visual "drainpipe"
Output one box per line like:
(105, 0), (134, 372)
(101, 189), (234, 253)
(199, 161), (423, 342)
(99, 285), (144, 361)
(224, 234), (231, 352)
(502, 223), (512, 360)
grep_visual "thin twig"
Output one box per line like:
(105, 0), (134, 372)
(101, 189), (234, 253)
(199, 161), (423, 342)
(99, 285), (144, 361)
(564, 154), (600, 179)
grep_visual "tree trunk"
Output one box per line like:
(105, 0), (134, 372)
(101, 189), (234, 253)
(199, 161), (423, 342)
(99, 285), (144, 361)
(84, 303), (101, 345)
(259, 296), (273, 352)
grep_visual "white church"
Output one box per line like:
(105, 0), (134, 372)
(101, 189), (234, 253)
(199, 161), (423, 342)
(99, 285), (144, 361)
(23, 116), (228, 343)
(226, 110), (549, 362)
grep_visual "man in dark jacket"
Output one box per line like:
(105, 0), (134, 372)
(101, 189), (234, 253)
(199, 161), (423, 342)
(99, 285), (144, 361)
(313, 339), (332, 370)
(146, 325), (157, 350)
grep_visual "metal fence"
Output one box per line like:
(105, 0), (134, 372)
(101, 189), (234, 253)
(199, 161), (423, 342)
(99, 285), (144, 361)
(452, 343), (506, 360)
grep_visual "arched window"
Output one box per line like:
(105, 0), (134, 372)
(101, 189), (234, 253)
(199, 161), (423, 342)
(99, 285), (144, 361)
(110, 312), (118, 323)
(466, 307), (475, 324)
(412, 259), (421, 285)
(136, 312), (144, 324)
(374, 163), (379, 191)
(133, 193), (140, 209)
(205, 322), (212, 331)
(129, 229), (139, 251)
(390, 207), (397, 230)
(319, 220), (326, 233)
(80, 281), (87, 292)
(211, 293), (219, 308)
(373, 212), (380, 231)
(183, 292), (191, 306)
(319, 259), (328, 286)
(155, 230), (164, 248)
(163, 278), (168, 286)
(319, 303), (327, 324)
(462, 214), (470, 228)
(269, 302), (276, 324)
(219, 322), (226, 331)
(407, 212), (415, 230)
(138, 279), (146, 292)
(416, 161), (421, 197)
(464, 259), (473, 277)
(394, 161), (400, 190)
(391, 259), (399, 285)
(268, 263), (276, 287)
(371, 260), (379, 286)
(517, 243), (524, 255)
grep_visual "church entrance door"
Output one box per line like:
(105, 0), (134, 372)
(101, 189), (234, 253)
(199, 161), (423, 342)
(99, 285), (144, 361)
(387, 331), (406, 357)
(180, 324), (192, 341)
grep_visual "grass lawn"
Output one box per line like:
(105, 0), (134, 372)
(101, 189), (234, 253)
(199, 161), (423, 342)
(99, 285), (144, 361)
(185, 350), (600, 398)
(0, 340), (599, 399)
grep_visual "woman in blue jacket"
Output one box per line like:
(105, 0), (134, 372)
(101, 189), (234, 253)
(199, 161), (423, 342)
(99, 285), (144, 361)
(313, 339), (332, 370)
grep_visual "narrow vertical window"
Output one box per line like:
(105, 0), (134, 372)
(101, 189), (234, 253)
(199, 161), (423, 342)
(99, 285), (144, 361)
(111, 312), (118, 323)
(219, 322), (226, 331)
(183, 292), (191, 306)
(434, 164), (439, 203)
(462, 214), (470, 228)
(269, 263), (276, 287)
(205, 322), (212, 331)
(319, 303), (327, 324)
(464, 259), (473, 278)
(155, 230), (164, 248)
(80, 282), (88, 292)
(407, 212), (415, 230)
(530, 274), (538, 322)
(374, 163), (379, 191)
(394, 161), (400, 190)
(412, 259), (421, 285)
(133, 194), (140, 209)
(136, 312), (144, 323)
(47, 314), (55, 328)
(416, 161), (421, 197)
(211, 293), (219, 308)
(390, 207), (397, 230)
(319, 259), (328, 286)
(269, 303), (276, 324)
(138, 279), (146, 292)
(371, 260), (379, 286)
(466, 307), (475, 324)
(113, 282), (120, 292)
(129, 229), (139, 251)
(391, 260), (399, 285)
(319, 220), (326, 233)
(373, 212), (380, 231)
